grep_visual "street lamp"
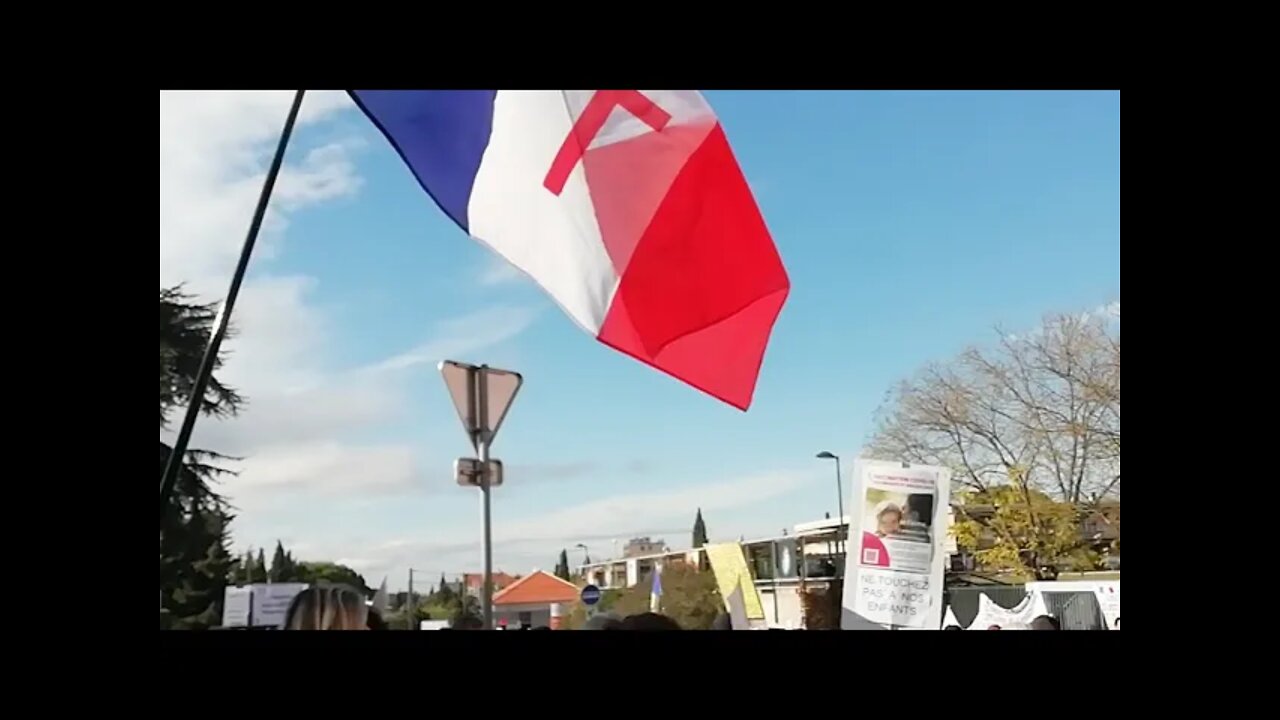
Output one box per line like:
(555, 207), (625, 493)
(574, 543), (590, 564)
(816, 451), (845, 554)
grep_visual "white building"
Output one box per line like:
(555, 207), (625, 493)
(576, 515), (850, 629)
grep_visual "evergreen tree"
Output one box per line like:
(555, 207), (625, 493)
(242, 550), (257, 584)
(270, 541), (288, 583)
(555, 549), (571, 580)
(692, 508), (709, 571)
(252, 549), (268, 583)
(229, 551), (249, 586)
(693, 508), (708, 547)
(160, 286), (243, 630)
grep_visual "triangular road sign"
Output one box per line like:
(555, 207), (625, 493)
(438, 360), (523, 450)
(483, 368), (522, 446)
(440, 360), (478, 447)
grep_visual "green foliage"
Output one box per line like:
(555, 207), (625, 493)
(159, 441), (238, 630)
(269, 541), (288, 583)
(251, 549), (268, 583)
(555, 549), (571, 580)
(159, 285), (242, 429)
(953, 484), (1100, 581)
(692, 508), (708, 548)
(159, 286), (247, 630)
(294, 561), (370, 593)
(611, 563), (722, 629)
(563, 587), (628, 629)
(160, 496), (235, 629)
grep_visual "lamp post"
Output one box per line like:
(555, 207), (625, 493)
(816, 451), (845, 555)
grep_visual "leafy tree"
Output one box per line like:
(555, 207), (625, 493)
(608, 563), (721, 629)
(433, 573), (456, 605)
(868, 307), (1120, 580)
(294, 562), (370, 593)
(450, 595), (482, 627)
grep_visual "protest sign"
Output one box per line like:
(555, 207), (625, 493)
(842, 460), (950, 629)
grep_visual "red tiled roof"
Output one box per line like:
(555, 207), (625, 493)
(463, 572), (518, 591)
(493, 570), (579, 606)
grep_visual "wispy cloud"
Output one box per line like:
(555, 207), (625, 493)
(477, 255), (528, 287)
(361, 306), (540, 374)
(160, 92), (540, 541)
(324, 469), (821, 581)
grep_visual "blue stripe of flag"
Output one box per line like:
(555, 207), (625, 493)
(348, 90), (497, 232)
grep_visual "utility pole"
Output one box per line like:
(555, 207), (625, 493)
(408, 568), (416, 630)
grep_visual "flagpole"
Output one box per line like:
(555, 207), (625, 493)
(159, 89), (307, 526)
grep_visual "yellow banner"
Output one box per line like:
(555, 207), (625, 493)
(704, 543), (765, 620)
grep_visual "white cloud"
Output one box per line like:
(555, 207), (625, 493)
(159, 91), (362, 296)
(160, 91), (536, 534)
(362, 306), (539, 374)
(323, 469), (820, 583)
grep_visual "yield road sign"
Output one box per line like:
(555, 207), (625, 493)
(438, 360), (522, 451)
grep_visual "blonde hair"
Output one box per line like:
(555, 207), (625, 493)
(874, 501), (902, 520)
(284, 585), (369, 630)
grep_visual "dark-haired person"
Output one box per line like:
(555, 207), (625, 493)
(1029, 615), (1061, 631)
(943, 625), (963, 631)
(620, 612), (682, 630)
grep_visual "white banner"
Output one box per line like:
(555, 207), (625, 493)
(968, 592), (1048, 630)
(251, 583), (309, 628)
(222, 586), (252, 628)
(842, 460), (951, 629)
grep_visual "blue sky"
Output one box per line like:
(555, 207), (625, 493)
(159, 90), (1119, 588)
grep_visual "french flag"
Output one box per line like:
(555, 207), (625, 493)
(350, 90), (790, 410)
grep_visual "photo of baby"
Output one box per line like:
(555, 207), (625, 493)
(858, 487), (936, 574)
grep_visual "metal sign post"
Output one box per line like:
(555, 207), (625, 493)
(439, 361), (523, 631)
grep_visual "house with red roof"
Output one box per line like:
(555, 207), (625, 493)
(461, 572), (518, 597)
(492, 570), (579, 629)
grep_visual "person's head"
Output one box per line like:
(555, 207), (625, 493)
(875, 502), (903, 536)
(582, 612), (623, 630)
(1029, 615), (1061, 631)
(366, 608), (388, 630)
(1114, 617), (1120, 630)
(284, 585), (369, 630)
(619, 612), (682, 630)
(987, 624), (1001, 631)
(944, 625), (963, 631)
(905, 494), (933, 524)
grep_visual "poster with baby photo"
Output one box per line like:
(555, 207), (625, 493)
(843, 460), (951, 630)
(857, 470), (938, 574)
